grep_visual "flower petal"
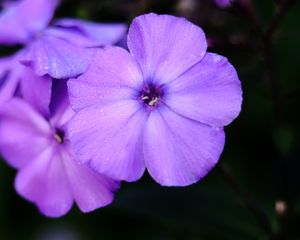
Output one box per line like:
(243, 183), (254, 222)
(0, 99), (51, 169)
(20, 66), (52, 117)
(127, 13), (207, 84)
(0, 0), (59, 45)
(15, 146), (73, 218)
(144, 108), (225, 186)
(20, 34), (95, 79)
(0, 53), (22, 106)
(68, 47), (143, 112)
(68, 100), (146, 182)
(49, 79), (75, 129)
(51, 18), (126, 47)
(165, 53), (242, 127)
(63, 144), (119, 212)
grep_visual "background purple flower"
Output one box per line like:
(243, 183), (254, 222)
(0, 0), (127, 107)
(0, 79), (119, 217)
(68, 13), (242, 186)
(0, 0), (59, 107)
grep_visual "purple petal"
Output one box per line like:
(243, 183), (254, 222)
(68, 47), (143, 112)
(0, 54), (21, 106)
(15, 147), (73, 218)
(15, 143), (118, 217)
(1, 52), (52, 114)
(68, 100), (146, 182)
(49, 79), (75, 128)
(144, 108), (225, 186)
(20, 66), (52, 117)
(20, 34), (95, 79)
(0, 99), (51, 169)
(127, 13), (207, 84)
(0, 54), (13, 77)
(165, 53), (242, 127)
(0, 0), (59, 45)
(51, 18), (127, 47)
(63, 145), (119, 212)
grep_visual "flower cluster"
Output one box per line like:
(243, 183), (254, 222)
(0, 0), (242, 217)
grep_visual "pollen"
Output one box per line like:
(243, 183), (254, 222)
(54, 128), (65, 144)
(140, 83), (163, 107)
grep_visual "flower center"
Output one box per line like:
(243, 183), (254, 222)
(140, 83), (163, 107)
(54, 128), (65, 144)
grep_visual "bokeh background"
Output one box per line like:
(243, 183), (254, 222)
(1, 0), (300, 239)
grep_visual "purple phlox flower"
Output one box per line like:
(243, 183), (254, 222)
(67, 13), (243, 186)
(0, 0), (126, 105)
(0, 79), (119, 217)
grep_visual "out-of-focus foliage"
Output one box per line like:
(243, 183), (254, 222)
(0, 0), (299, 239)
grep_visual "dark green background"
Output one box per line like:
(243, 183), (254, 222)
(1, 0), (300, 239)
